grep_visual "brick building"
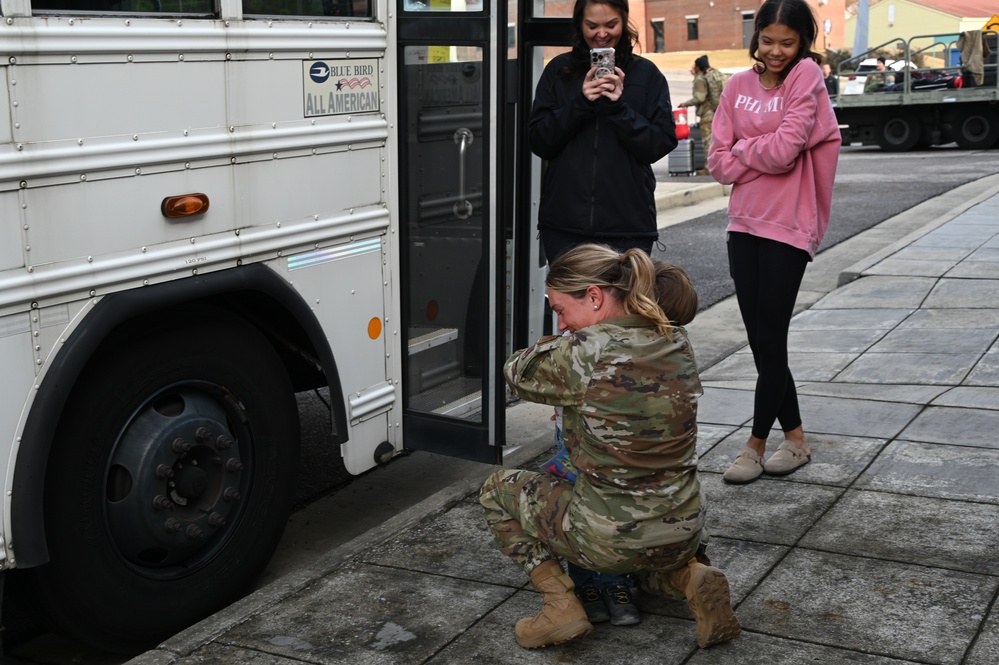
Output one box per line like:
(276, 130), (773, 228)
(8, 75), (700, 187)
(644, 0), (847, 53)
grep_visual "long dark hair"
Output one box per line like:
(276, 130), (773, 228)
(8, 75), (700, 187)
(749, 0), (821, 84)
(562, 0), (639, 77)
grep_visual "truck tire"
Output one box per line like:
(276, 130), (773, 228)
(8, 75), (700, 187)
(876, 113), (920, 152)
(953, 108), (999, 150)
(24, 313), (300, 654)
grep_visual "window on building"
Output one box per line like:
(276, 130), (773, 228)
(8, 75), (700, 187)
(651, 19), (665, 53)
(686, 16), (699, 41)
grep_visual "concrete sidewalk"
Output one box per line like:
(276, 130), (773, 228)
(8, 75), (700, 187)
(128, 175), (999, 665)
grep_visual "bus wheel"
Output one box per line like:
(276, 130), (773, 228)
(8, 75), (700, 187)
(876, 113), (920, 152)
(953, 108), (999, 149)
(28, 313), (299, 654)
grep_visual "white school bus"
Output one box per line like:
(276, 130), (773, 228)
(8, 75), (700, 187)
(0, 0), (566, 653)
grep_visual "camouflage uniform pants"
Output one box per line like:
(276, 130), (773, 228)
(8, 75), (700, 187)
(479, 468), (704, 600)
(700, 117), (713, 159)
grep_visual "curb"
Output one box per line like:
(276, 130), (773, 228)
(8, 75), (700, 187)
(654, 182), (731, 213)
(837, 173), (999, 287)
(126, 402), (555, 664)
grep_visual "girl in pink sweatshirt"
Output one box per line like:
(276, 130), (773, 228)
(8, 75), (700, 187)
(707, 0), (841, 484)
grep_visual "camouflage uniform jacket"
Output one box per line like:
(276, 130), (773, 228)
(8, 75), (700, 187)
(504, 315), (705, 550)
(682, 68), (725, 123)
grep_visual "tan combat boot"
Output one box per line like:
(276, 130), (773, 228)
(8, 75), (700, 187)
(669, 558), (742, 648)
(515, 559), (593, 649)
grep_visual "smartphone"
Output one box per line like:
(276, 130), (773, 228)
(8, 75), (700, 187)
(590, 47), (615, 78)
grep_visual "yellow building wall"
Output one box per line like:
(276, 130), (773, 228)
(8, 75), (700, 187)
(844, 0), (990, 52)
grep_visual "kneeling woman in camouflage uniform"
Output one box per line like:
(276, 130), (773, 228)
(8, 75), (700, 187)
(480, 244), (741, 650)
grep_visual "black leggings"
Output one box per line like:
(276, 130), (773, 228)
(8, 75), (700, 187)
(727, 232), (809, 440)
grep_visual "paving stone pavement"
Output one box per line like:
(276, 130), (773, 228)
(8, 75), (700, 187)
(126, 178), (999, 665)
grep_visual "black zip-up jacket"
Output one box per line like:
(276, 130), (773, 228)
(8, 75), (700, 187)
(529, 53), (677, 240)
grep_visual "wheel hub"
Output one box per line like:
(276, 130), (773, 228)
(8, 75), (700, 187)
(105, 384), (249, 572)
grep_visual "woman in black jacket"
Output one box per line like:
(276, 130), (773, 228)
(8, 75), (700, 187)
(529, 0), (678, 261)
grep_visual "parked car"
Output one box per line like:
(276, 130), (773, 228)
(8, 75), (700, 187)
(842, 58), (918, 94)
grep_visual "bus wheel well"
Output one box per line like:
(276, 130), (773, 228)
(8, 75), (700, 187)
(11, 266), (347, 572)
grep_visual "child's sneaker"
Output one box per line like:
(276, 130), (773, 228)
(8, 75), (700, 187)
(540, 445), (578, 483)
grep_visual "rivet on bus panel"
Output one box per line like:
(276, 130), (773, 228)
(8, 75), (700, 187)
(268, 53), (274, 59)
(11, 101), (17, 107)
(179, 54), (185, 61)
(133, 134), (139, 141)
(25, 245), (30, 252)
(125, 19), (130, 26)
(8, 56), (15, 64)
(225, 53), (232, 60)
(80, 174), (87, 181)
(6, 18), (12, 25)
(71, 56), (77, 63)
(16, 144), (22, 151)
(77, 138), (83, 145)
(135, 168), (141, 175)
(89, 290), (96, 296)
(127, 55), (133, 62)
(68, 18), (74, 25)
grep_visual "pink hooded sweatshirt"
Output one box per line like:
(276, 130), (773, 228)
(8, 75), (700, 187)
(708, 57), (841, 259)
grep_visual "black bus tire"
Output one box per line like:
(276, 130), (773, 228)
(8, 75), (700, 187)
(25, 313), (300, 654)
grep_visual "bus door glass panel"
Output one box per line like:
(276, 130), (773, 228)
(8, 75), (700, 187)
(402, 45), (487, 425)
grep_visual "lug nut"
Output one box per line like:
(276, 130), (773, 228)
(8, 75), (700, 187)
(223, 487), (241, 502)
(155, 464), (174, 479)
(225, 459), (244, 472)
(195, 426), (213, 442)
(215, 434), (233, 450)
(185, 524), (204, 540)
(171, 437), (192, 453)
(208, 512), (226, 527)
(152, 495), (173, 510)
(164, 517), (182, 533)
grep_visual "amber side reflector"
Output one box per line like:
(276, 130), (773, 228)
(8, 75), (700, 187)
(368, 317), (383, 340)
(162, 193), (210, 219)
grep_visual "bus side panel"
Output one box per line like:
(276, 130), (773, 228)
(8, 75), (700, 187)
(274, 233), (397, 476)
(23, 147), (383, 269)
(0, 190), (21, 272)
(0, 315), (36, 487)
(0, 64), (11, 146)
(13, 61), (227, 144)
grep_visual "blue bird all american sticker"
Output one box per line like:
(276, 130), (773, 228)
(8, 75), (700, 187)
(303, 59), (380, 117)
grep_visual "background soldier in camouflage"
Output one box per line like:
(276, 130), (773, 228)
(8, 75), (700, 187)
(479, 244), (740, 650)
(679, 55), (726, 173)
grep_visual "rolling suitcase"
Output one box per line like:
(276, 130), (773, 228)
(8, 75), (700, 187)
(668, 139), (695, 176)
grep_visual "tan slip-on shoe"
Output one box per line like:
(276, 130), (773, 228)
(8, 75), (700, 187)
(722, 447), (764, 484)
(764, 438), (811, 475)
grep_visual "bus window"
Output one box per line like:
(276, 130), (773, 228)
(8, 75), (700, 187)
(32, 0), (215, 13)
(244, 0), (372, 17)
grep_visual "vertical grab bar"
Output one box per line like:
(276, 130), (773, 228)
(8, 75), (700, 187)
(452, 128), (474, 219)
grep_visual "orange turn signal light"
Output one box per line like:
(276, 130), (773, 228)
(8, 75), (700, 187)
(162, 193), (210, 219)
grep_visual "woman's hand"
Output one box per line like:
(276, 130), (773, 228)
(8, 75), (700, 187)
(582, 66), (624, 102)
